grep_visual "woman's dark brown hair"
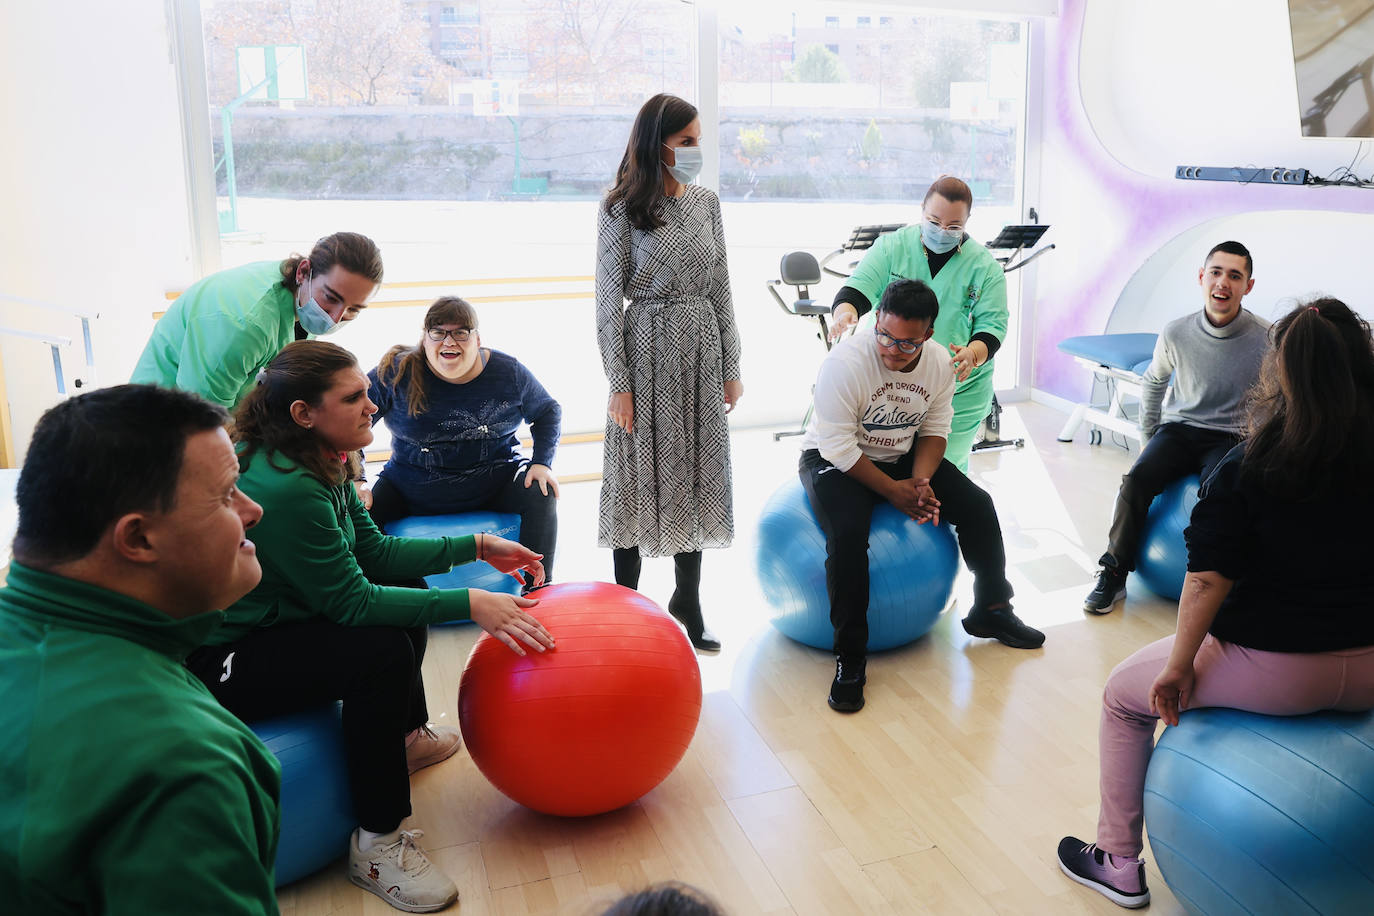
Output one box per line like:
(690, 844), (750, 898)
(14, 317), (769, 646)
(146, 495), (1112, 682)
(922, 174), (973, 210)
(233, 340), (364, 484)
(375, 297), (480, 417)
(280, 231), (385, 292)
(597, 882), (725, 916)
(604, 94), (699, 232)
(1243, 297), (1374, 498)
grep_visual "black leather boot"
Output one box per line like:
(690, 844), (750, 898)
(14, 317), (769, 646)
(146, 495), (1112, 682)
(612, 547), (641, 590)
(669, 551), (720, 652)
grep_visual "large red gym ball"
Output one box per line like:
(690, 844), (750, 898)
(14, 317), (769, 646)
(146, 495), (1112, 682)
(457, 582), (703, 817)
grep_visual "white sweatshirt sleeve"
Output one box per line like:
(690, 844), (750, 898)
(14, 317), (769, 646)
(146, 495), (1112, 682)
(810, 346), (870, 472)
(921, 360), (956, 440)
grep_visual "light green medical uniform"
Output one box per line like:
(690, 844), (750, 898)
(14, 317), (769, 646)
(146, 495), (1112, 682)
(845, 226), (1007, 471)
(131, 261), (297, 409)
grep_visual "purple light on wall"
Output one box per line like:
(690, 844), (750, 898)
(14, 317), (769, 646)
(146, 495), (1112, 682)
(1033, 0), (1367, 398)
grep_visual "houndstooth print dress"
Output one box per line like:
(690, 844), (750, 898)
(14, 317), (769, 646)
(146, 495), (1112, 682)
(595, 184), (743, 557)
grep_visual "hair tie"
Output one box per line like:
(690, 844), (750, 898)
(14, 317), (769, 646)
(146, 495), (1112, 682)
(1308, 306), (1321, 313)
(256, 367), (269, 385)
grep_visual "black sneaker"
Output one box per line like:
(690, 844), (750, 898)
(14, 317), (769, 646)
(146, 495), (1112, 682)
(827, 656), (866, 712)
(1056, 836), (1150, 908)
(1084, 567), (1127, 614)
(962, 604), (1045, 649)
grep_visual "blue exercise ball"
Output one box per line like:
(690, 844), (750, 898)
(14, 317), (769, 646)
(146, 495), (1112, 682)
(385, 512), (522, 598)
(250, 704), (355, 887)
(1135, 474), (1200, 601)
(755, 477), (959, 651)
(1144, 707), (1374, 915)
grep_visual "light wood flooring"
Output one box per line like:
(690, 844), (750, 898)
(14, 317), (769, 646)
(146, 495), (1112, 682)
(279, 403), (1188, 916)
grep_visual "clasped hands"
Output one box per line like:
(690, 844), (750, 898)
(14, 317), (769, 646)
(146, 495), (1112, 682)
(886, 476), (941, 525)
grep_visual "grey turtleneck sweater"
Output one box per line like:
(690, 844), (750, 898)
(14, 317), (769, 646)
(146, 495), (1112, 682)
(1140, 309), (1271, 439)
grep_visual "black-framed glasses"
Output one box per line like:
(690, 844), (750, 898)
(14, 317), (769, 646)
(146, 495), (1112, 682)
(427, 327), (473, 343)
(874, 325), (924, 355)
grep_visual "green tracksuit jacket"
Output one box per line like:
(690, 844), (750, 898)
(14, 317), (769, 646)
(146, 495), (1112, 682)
(846, 227), (1008, 471)
(207, 448), (480, 646)
(131, 261), (297, 409)
(0, 563), (281, 915)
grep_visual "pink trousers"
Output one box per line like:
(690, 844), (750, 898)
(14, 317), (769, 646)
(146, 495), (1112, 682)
(1097, 634), (1374, 857)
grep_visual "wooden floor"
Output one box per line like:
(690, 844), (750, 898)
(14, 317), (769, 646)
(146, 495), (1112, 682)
(279, 403), (1188, 916)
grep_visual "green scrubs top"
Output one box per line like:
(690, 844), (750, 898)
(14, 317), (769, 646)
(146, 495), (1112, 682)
(131, 261), (297, 409)
(845, 226), (1008, 470)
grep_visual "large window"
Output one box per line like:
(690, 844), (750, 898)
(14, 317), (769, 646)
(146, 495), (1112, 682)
(715, 6), (1028, 393)
(192, 1), (1028, 433)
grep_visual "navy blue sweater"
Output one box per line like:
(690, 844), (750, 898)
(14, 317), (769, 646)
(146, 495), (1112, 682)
(368, 350), (561, 496)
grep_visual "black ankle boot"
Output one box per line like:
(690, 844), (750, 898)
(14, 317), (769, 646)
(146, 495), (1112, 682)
(612, 547), (641, 590)
(670, 551), (720, 652)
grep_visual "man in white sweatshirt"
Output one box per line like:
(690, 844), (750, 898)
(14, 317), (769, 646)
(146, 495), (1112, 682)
(799, 279), (1043, 713)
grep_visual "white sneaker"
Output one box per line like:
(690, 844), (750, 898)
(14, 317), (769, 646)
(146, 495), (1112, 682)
(405, 724), (462, 774)
(348, 828), (458, 912)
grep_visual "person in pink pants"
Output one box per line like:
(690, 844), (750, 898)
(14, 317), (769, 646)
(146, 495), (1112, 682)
(1057, 297), (1374, 909)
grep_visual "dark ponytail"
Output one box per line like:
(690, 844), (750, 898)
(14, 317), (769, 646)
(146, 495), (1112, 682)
(233, 340), (363, 484)
(1243, 298), (1374, 498)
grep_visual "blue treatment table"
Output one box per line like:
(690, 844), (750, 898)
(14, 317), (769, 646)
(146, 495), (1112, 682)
(1055, 333), (1158, 445)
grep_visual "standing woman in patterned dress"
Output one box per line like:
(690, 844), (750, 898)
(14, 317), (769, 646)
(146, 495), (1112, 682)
(595, 93), (743, 652)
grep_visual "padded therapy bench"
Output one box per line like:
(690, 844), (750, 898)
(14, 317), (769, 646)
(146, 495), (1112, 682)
(1055, 333), (1158, 446)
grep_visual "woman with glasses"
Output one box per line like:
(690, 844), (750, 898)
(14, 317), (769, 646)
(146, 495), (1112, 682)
(1056, 299), (1374, 909)
(365, 297), (562, 583)
(595, 93), (743, 652)
(827, 175), (1006, 472)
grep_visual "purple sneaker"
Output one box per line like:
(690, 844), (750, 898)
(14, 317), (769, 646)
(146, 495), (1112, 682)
(1056, 836), (1150, 908)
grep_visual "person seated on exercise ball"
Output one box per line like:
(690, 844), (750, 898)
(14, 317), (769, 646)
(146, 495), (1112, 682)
(827, 175), (1007, 472)
(185, 340), (553, 914)
(133, 231), (384, 409)
(365, 297), (562, 585)
(2, 385), (279, 913)
(1057, 298), (1374, 909)
(1083, 241), (1269, 613)
(798, 278), (1044, 713)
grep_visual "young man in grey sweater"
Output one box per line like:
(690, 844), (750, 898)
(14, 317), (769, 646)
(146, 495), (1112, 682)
(1085, 241), (1271, 612)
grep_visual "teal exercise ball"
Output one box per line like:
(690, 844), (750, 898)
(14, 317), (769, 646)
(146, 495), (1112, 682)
(755, 477), (958, 651)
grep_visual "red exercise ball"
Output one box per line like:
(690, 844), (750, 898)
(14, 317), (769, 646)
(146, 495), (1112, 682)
(457, 581), (703, 817)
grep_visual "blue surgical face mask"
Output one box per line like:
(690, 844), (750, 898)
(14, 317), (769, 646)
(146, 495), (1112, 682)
(663, 143), (703, 184)
(295, 270), (341, 336)
(922, 221), (963, 255)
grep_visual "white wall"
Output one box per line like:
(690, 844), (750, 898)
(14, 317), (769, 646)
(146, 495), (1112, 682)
(0, 1), (198, 462)
(1028, 0), (1374, 398)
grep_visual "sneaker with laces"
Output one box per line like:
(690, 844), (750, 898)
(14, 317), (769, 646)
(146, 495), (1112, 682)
(1056, 836), (1150, 909)
(827, 656), (867, 712)
(349, 828), (459, 913)
(405, 725), (462, 775)
(961, 604), (1045, 649)
(1084, 567), (1128, 614)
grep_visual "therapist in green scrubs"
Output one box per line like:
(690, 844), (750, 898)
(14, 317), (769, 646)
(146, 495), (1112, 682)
(132, 231), (383, 408)
(828, 176), (1006, 471)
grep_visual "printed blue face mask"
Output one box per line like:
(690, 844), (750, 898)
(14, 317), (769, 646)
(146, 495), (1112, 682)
(662, 144), (703, 184)
(295, 269), (341, 336)
(922, 221), (962, 255)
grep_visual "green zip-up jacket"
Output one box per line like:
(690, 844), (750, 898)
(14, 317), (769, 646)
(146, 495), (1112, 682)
(208, 448), (479, 646)
(845, 226), (1008, 397)
(131, 261), (297, 409)
(0, 563), (281, 915)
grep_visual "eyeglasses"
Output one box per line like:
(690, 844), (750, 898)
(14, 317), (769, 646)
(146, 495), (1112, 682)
(874, 326), (925, 355)
(923, 212), (965, 232)
(427, 327), (473, 343)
